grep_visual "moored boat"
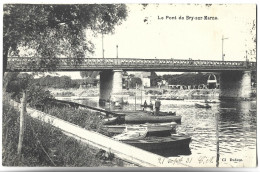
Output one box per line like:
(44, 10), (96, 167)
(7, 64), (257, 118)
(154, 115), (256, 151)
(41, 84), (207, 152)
(102, 117), (118, 125)
(205, 99), (220, 103)
(123, 135), (191, 152)
(195, 103), (211, 108)
(113, 128), (191, 153)
(140, 104), (153, 108)
(158, 111), (176, 116)
(125, 115), (181, 124)
(102, 122), (177, 135)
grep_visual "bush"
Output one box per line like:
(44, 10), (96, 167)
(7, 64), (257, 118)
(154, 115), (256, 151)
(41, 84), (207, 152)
(3, 72), (53, 108)
(2, 96), (123, 167)
(44, 107), (103, 132)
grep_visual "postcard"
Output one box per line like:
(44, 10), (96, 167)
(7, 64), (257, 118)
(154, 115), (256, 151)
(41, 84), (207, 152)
(2, 2), (257, 169)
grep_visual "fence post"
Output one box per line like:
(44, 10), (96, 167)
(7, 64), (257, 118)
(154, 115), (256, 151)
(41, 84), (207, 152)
(17, 90), (27, 163)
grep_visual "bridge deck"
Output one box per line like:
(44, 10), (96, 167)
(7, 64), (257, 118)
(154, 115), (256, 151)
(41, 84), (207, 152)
(7, 57), (256, 72)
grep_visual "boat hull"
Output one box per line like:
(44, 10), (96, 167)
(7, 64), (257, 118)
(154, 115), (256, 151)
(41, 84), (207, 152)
(141, 104), (153, 108)
(123, 135), (191, 152)
(125, 115), (181, 124)
(195, 103), (211, 108)
(103, 123), (177, 135)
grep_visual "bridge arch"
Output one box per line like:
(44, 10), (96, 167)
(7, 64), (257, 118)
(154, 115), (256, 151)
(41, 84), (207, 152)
(207, 74), (218, 89)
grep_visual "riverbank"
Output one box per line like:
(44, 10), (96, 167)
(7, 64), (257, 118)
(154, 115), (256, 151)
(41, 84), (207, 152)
(2, 95), (132, 167)
(48, 87), (220, 100)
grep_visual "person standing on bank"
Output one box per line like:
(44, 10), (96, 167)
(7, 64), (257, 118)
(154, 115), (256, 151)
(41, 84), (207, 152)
(150, 100), (153, 110)
(154, 98), (161, 115)
(144, 100), (147, 106)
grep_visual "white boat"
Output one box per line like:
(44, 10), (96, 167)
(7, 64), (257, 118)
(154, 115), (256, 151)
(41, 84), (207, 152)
(102, 122), (177, 135)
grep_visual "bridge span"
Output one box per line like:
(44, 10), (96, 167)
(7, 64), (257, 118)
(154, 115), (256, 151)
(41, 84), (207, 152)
(7, 57), (256, 72)
(6, 57), (256, 101)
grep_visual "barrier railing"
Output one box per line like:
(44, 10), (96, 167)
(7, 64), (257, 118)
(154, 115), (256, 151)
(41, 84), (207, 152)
(7, 57), (256, 71)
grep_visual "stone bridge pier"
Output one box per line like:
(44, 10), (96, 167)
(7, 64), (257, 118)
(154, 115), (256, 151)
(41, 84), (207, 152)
(219, 71), (252, 99)
(99, 69), (123, 105)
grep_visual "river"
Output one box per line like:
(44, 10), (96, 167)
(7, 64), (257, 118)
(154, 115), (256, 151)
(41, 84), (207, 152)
(59, 94), (257, 167)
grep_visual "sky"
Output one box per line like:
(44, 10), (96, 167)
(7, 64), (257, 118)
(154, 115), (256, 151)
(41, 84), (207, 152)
(93, 4), (256, 61)
(57, 4), (256, 79)
(5, 3), (255, 79)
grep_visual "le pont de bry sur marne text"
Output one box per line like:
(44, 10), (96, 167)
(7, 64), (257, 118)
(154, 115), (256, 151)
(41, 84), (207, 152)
(158, 15), (218, 21)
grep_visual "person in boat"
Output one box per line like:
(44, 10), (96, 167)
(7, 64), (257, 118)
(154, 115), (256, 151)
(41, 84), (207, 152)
(154, 98), (161, 115)
(149, 100), (153, 110)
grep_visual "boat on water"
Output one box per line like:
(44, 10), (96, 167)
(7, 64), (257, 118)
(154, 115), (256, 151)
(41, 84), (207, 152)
(125, 115), (181, 124)
(102, 122), (177, 135)
(102, 117), (119, 125)
(140, 104), (153, 109)
(204, 99), (220, 103)
(195, 103), (211, 108)
(112, 127), (191, 153)
(158, 111), (176, 116)
(102, 114), (181, 125)
(111, 110), (176, 116)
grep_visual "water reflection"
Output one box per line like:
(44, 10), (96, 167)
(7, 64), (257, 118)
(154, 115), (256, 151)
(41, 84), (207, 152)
(66, 96), (256, 167)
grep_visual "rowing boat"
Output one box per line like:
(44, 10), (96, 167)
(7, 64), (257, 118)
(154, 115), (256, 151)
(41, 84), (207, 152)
(125, 115), (181, 124)
(195, 103), (211, 108)
(113, 128), (191, 153)
(102, 122), (177, 135)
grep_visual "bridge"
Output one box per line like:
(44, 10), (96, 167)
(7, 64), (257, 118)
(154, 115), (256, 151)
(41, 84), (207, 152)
(6, 57), (257, 102)
(7, 57), (256, 72)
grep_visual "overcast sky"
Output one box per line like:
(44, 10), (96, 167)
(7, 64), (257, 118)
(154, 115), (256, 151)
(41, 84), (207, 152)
(94, 4), (256, 60)
(51, 4), (256, 79)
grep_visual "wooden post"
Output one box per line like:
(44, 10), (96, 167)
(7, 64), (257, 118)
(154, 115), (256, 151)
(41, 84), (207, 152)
(17, 90), (27, 162)
(135, 83), (137, 111)
(140, 87), (142, 105)
(216, 112), (219, 167)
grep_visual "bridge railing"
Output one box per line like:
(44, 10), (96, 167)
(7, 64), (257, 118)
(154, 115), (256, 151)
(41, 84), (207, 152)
(7, 57), (256, 71)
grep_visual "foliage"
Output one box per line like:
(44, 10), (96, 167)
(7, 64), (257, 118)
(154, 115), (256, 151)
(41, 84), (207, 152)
(247, 19), (256, 61)
(80, 71), (99, 79)
(2, 97), (122, 166)
(33, 75), (80, 89)
(44, 106), (104, 134)
(3, 72), (32, 94)
(150, 71), (162, 87)
(55, 91), (75, 97)
(3, 4), (128, 72)
(129, 77), (142, 88)
(3, 72), (53, 107)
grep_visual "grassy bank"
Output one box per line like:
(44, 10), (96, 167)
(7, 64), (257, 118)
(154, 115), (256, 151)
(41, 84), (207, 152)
(2, 96), (123, 167)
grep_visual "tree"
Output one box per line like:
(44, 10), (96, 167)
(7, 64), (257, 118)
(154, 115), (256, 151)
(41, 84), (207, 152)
(129, 77), (142, 88)
(4, 72), (53, 108)
(80, 71), (99, 78)
(150, 71), (161, 87)
(248, 19), (256, 61)
(3, 4), (128, 73)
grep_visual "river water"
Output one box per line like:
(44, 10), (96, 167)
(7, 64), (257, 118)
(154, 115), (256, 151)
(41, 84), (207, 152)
(60, 94), (257, 167)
